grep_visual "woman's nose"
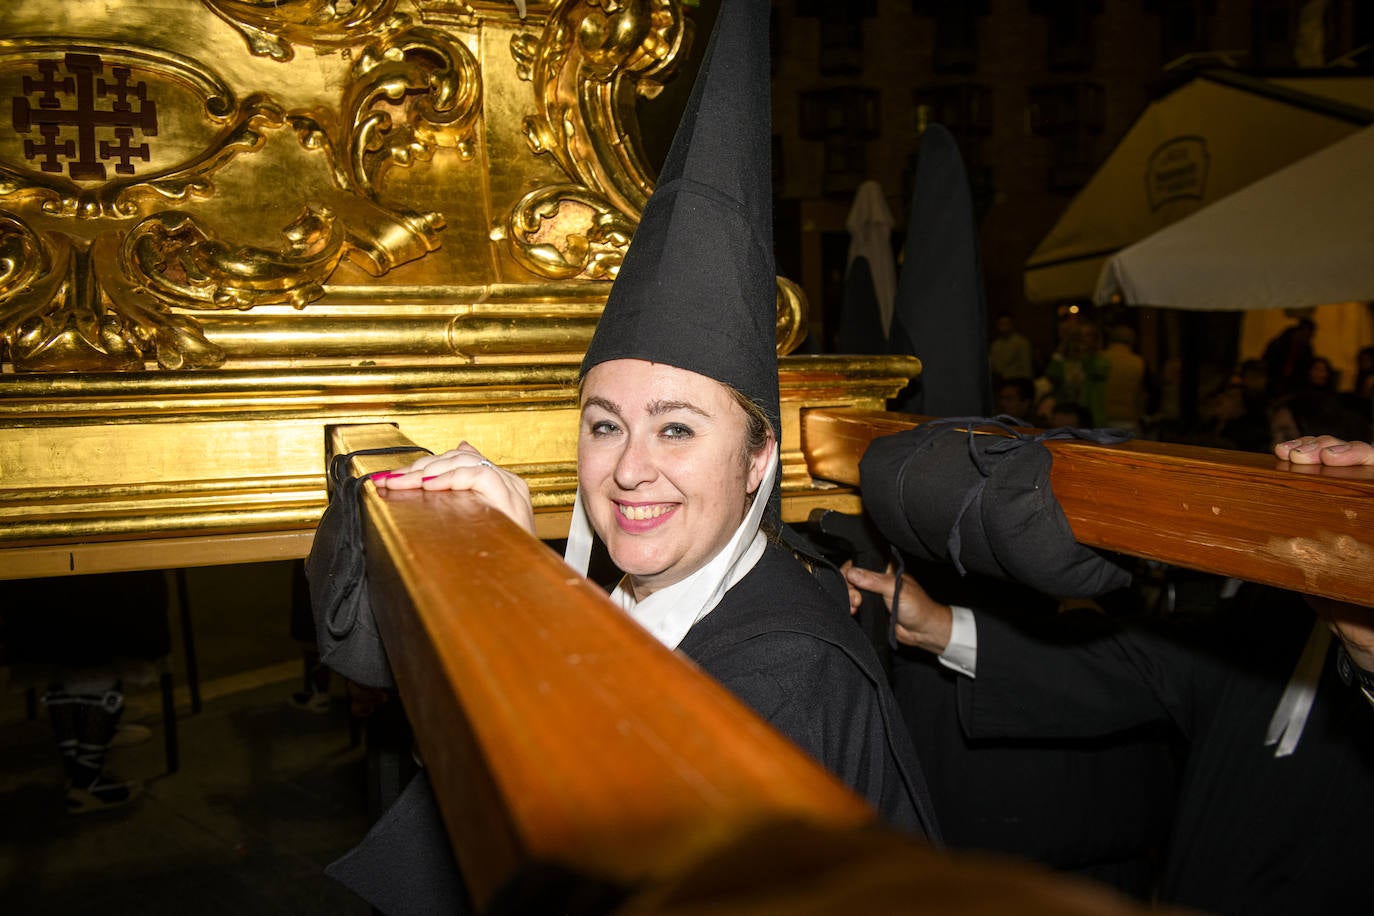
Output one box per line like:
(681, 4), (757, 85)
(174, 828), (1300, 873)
(613, 433), (656, 489)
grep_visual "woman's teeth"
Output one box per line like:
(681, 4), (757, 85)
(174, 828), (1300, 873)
(619, 504), (670, 520)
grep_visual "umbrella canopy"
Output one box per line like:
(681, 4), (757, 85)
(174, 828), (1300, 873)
(1025, 71), (1372, 303)
(1094, 124), (1374, 311)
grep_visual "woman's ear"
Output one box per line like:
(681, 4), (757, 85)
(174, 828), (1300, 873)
(745, 432), (775, 495)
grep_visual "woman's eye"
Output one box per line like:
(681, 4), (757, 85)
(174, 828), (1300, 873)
(589, 420), (620, 437)
(661, 423), (693, 439)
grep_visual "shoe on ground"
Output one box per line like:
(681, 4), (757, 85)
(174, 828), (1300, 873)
(108, 723), (154, 748)
(289, 689), (331, 714)
(67, 776), (143, 815)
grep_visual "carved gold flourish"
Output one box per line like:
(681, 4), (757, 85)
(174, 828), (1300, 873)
(505, 0), (686, 280)
(501, 183), (634, 280)
(0, 212), (225, 371)
(344, 25), (484, 192)
(775, 277), (807, 358)
(202, 0), (407, 62)
(122, 209), (346, 310)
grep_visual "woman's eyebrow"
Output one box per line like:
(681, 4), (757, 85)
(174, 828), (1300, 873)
(647, 399), (711, 418)
(582, 395), (621, 415)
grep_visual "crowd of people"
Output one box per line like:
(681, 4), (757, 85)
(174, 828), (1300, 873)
(991, 312), (1374, 451)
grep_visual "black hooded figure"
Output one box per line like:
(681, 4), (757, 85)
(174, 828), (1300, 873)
(838, 256), (889, 354)
(322, 2), (938, 914)
(888, 124), (993, 417)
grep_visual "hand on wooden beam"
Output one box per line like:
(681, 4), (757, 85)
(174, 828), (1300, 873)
(1274, 436), (1374, 466)
(1275, 435), (1374, 673)
(372, 441), (537, 535)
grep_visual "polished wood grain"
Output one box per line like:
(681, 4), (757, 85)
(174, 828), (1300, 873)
(801, 409), (1374, 607)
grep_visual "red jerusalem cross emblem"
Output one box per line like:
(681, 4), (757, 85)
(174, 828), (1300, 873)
(12, 52), (159, 180)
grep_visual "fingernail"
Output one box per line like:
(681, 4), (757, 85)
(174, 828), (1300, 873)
(421, 476), (437, 482)
(1326, 444), (1351, 454)
(1278, 439), (1300, 449)
(1293, 443), (1318, 452)
(371, 471), (398, 479)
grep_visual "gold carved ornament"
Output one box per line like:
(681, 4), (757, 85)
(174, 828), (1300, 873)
(0, 2), (478, 372)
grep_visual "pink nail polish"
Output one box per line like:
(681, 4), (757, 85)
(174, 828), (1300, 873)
(421, 475), (437, 482)
(371, 471), (398, 479)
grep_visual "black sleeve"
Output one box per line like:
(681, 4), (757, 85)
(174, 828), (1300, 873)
(956, 609), (1208, 743)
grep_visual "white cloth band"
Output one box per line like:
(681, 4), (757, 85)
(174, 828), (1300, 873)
(1265, 619), (1331, 758)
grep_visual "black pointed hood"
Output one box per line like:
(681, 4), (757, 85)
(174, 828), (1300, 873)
(889, 124), (992, 417)
(580, 0), (779, 438)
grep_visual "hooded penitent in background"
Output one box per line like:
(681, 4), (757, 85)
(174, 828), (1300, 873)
(888, 124), (992, 417)
(839, 179), (897, 353)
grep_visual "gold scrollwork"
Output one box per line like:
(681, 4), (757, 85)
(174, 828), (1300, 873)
(121, 208), (346, 310)
(202, 0), (407, 62)
(775, 276), (807, 358)
(0, 211), (224, 371)
(505, 0), (686, 280)
(345, 25), (484, 193)
(502, 182), (633, 280)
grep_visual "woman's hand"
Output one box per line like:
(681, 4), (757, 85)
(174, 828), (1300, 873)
(1275, 436), (1374, 466)
(373, 442), (536, 534)
(840, 561), (955, 654)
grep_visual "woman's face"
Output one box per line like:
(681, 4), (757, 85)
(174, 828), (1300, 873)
(578, 359), (772, 599)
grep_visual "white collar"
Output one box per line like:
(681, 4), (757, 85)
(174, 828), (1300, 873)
(564, 445), (778, 649)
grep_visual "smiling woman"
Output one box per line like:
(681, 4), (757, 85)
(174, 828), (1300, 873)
(327, 1), (938, 911)
(577, 359), (773, 601)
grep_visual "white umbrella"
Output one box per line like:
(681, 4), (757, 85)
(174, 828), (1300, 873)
(1095, 124), (1374, 311)
(1024, 72), (1371, 303)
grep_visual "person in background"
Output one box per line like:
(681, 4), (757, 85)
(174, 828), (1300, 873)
(1101, 325), (1146, 434)
(0, 572), (167, 814)
(1045, 320), (1109, 427)
(1261, 316), (1316, 398)
(1304, 356), (1338, 394)
(995, 376), (1036, 425)
(1353, 346), (1374, 401)
(988, 313), (1034, 383)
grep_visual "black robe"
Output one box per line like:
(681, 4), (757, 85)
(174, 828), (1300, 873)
(958, 586), (1374, 915)
(328, 543), (938, 914)
(886, 564), (1176, 899)
(678, 543), (940, 840)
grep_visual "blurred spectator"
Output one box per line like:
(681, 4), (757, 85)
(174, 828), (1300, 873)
(1305, 356), (1338, 394)
(1045, 321), (1109, 427)
(995, 377), (1036, 425)
(1268, 390), (1370, 449)
(1261, 317), (1316, 398)
(1354, 346), (1374, 400)
(1102, 326), (1147, 433)
(988, 314), (1034, 383)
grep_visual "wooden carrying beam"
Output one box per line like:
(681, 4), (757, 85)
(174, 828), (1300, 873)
(802, 409), (1374, 607)
(330, 425), (874, 903)
(328, 423), (1165, 914)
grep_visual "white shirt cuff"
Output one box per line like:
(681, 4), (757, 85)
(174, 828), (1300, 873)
(938, 604), (978, 678)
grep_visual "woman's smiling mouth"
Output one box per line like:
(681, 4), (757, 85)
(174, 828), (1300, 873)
(615, 501), (677, 529)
